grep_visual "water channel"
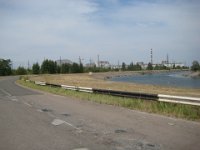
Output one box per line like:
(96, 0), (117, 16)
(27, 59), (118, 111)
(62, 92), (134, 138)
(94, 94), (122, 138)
(111, 71), (200, 89)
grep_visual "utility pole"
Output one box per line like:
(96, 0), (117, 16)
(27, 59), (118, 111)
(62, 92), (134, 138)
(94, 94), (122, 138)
(79, 56), (84, 65)
(28, 60), (30, 70)
(79, 56), (81, 64)
(97, 55), (100, 67)
(89, 58), (92, 67)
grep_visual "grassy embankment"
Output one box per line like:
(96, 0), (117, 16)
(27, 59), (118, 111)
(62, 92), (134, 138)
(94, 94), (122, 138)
(18, 72), (200, 121)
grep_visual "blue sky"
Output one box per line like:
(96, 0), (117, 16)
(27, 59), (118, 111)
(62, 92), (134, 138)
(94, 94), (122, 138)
(0, 0), (200, 68)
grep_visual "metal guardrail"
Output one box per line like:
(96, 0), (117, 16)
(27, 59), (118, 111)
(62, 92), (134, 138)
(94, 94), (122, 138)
(28, 80), (200, 106)
(158, 94), (200, 106)
(93, 88), (158, 100)
(61, 85), (76, 90)
(61, 85), (93, 93)
(46, 83), (61, 87)
(35, 81), (46, 86)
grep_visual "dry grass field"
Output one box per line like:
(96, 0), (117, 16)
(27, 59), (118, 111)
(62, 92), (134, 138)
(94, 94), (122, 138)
(29, 71), (200, 97)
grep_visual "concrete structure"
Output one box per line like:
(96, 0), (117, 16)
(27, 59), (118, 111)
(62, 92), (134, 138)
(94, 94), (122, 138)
(161, 61), (185, 68)
(135, 61), (185, 70)
(98, 61), (110, 68)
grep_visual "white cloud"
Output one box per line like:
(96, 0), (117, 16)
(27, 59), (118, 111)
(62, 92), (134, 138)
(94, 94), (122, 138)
(0, 0), (199, 67)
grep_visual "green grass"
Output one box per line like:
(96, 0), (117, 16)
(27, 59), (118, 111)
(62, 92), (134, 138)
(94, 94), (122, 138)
(17, 79), (200, 121)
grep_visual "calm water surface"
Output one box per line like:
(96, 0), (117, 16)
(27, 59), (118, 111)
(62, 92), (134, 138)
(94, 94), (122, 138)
(111, 71), (200, 89)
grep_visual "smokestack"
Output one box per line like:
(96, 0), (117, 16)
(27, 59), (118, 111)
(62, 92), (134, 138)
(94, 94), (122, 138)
(167, 54), (169, 64)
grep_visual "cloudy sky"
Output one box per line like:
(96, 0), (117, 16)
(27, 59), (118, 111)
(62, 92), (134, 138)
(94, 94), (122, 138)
(0, 0), (200, 68)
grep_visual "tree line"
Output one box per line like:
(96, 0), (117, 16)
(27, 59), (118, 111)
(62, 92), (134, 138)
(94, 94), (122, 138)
(0, 59), (83, 75)
(29, 59), (84, 75)
(0, 58), (195, 76)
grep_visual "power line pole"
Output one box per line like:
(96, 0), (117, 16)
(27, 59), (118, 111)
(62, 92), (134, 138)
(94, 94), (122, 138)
(89, 58), (92, 67)
(97, 55), (100, 67)
(79, 56), (81, 64)
(28, 60), (30, 70)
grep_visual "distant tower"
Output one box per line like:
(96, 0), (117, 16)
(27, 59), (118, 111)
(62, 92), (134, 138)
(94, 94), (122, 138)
(150, 49), (153, 64)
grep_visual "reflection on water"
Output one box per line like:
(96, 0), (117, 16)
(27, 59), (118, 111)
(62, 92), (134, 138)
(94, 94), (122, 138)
(111, 71), (200, 89)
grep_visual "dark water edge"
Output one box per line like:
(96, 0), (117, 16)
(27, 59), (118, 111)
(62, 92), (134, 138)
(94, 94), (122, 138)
(110, 71), (200, 89)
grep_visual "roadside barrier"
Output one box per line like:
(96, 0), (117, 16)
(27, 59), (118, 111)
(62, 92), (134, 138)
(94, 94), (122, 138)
(46, 82), (61, 87)
(158, 94), (200, 106)
(34, 81), (46, 86)
(93, 88), (158, 100)
(61, 85), (93, 93)
(61, 85), (76, 90)
(27, 80), (200, 106)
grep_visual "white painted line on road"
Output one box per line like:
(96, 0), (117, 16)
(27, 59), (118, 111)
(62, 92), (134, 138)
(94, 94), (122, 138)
(0, 89), (12, 97)
(51, 119), (65, 126)
(64, 121), (81, 131)
(168, 122), (175, 126)
(51, 119), (82, 132)
(23, 102), (32, 107)
(11, 98), (18, 102)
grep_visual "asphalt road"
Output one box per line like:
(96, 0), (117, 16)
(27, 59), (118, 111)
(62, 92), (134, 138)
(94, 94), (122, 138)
(0, 76), (200, 150)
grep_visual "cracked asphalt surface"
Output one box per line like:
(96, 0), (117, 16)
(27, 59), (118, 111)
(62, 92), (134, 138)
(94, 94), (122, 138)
(0, 76), (200, 150)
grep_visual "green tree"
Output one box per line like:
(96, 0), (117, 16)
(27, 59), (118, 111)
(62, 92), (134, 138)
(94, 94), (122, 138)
(135, 64), (142, 71)
(41, 59), (57, 74)
(128, 62), (134, 71)
(57, 65), (61, 74)
(128, 62), (142, 71)
(79, 63), (84, 73)
(16, 66), (27, 75)
(61, 63), (71, 73)
(71, 63), (80, 73)
(0, 59), (12, 76)
(154, 65), (167, 70)
(173, 64), (176, 69)
(122, 62), (126, 71)
(191, 61), (200, 72)
(32, 63), (40, 74)
(147, 63), (153, 70)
